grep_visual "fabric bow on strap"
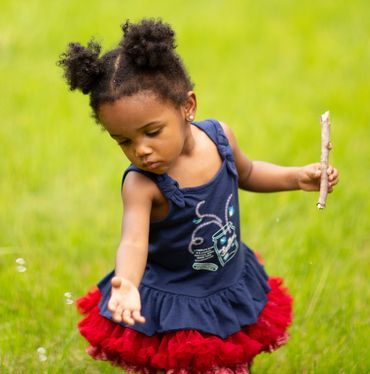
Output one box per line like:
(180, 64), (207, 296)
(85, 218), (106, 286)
(215, 126), (238, 177)
(156, 175), (186, 208)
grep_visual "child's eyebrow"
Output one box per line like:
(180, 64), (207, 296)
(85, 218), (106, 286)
(110, 121), (161, 138)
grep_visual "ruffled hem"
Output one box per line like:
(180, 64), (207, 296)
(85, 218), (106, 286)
(97, 246), (271, 338)
(77, 277), (292, 373)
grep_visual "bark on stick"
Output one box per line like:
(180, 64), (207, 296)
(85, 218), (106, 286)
(317, 111), (332, 209)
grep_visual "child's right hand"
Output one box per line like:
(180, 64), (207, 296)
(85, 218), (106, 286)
(107, 276), (146, 325)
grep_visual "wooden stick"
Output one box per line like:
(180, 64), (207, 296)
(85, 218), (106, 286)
(317, 111), (332, 209)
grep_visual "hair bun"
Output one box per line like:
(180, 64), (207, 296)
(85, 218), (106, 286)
(120, 18), (176, 70)
(58, 40), (103, 94)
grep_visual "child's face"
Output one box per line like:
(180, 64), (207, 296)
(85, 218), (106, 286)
(98, 92), (194, 174)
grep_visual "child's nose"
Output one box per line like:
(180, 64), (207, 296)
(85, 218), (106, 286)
(135, 143), (152, 158)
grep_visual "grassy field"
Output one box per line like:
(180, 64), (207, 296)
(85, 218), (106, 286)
(1, 0), (369, 373)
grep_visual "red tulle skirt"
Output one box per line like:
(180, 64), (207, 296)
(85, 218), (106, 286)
(77, 277), (292, 373)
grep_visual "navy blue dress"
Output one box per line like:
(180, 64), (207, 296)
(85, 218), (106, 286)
(97, 119), (271, 339)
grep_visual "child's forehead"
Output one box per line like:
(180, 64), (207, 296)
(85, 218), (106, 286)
(102, 93), (158, 115)
(98, 92), (176, 132)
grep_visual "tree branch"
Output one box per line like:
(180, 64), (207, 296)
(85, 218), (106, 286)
(317, 111), (332, 209)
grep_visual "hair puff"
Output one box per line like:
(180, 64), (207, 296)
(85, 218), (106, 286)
(120, 18), (177, 70)
(58, 40), (103, 94)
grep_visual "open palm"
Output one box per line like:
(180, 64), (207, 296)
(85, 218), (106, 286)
(107, 276), (146, 325)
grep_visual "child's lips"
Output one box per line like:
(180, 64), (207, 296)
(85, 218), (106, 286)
(144, 161), (162, 170)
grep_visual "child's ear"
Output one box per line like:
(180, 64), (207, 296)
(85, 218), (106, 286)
(184, 91), (197, 121)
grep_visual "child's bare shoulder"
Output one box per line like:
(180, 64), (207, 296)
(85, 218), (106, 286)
(121, 170), (160, 204)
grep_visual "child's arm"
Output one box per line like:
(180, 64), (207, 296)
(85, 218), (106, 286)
(220, 121), (339, 192)
(108, 172), (157, 325)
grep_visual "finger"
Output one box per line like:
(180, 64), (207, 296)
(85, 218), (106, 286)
(327, 166), (333, 175)
(108, 298), (118, 313)
(123, 309), (135, 325)
(329, 178), (339, 189)
(328, 176), (339, 190)
(329, 169), (338, 181)
(112, 305), (123, 322)
(132, 310), (146, 324)
(329, 176), (339, 185)
(111, 276), (122, 288)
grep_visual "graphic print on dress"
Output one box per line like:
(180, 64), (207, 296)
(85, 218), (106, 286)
(188, 194), (239, 271)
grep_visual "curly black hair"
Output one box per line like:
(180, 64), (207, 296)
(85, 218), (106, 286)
(57, 18), (194, 124)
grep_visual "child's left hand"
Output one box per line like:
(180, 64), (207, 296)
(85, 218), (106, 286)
(297, 163), (339, 192)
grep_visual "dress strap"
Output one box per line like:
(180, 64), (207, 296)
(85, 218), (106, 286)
(121, 165), (185, 208)
(193, 119), (238, 177)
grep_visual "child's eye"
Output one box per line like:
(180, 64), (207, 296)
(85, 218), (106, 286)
(146, 129), (161, 137)
(119, 139), (131, 146)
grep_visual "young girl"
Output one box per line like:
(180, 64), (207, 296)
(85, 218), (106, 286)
(58, 19), (338, 374)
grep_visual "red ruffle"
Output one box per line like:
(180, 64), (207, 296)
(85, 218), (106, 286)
(77, 277), (292, 373)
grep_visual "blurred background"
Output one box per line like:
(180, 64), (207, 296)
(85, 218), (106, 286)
(1, 0), (369, 372)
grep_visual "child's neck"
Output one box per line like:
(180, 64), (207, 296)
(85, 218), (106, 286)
(180, 122), (196, 156)
(167, 124), (222, 189)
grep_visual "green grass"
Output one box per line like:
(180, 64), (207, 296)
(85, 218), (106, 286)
(1, 0), (369, 372)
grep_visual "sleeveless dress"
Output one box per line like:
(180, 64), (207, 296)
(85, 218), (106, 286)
(77, 119), (293, 373)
